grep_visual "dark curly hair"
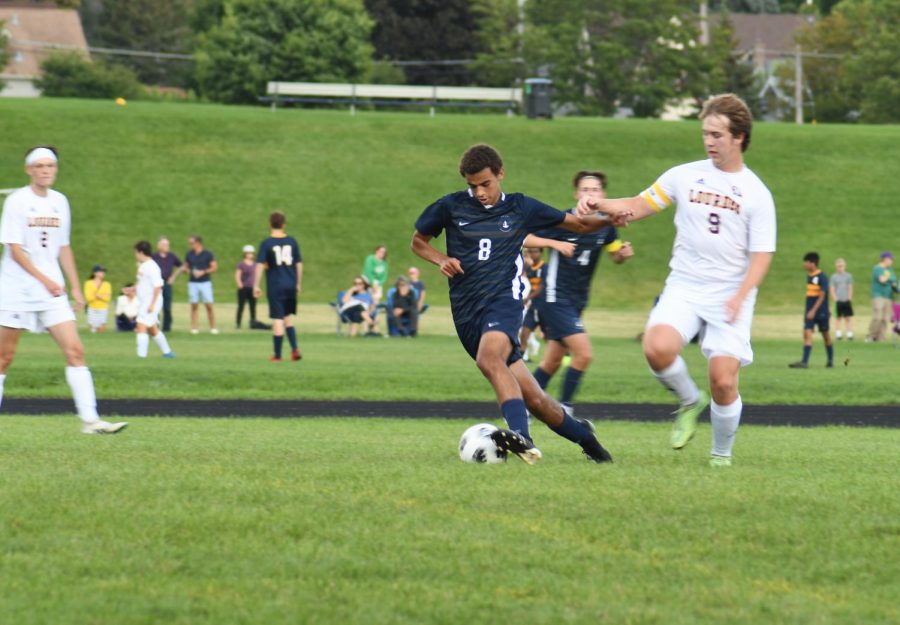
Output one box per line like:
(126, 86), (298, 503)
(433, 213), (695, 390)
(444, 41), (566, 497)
(459, 144), (503, 177)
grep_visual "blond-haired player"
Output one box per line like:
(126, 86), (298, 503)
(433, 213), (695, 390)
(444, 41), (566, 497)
(0, 146), (126, 433)
(578, 94), (776, 466)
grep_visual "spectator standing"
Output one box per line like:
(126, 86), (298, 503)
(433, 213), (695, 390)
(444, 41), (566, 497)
(152, 237), (182, 333)
(362, 245), (389, 305)
(184, 235), (218, 334)
(235, 244), (259, 329)
(830, 257), (854, 340)
(84, 264), (112, 333)
(789, 252), (833, 368)
(866, 251), (896, 342)
(133, 241), (175, 359)
(115, 284), (139, 332)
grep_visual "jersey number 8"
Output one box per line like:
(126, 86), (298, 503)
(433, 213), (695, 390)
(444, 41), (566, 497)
(478, 238), (492, 261)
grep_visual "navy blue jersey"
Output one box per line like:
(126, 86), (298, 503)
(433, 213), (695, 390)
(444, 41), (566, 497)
(257, 235), (302, 296)
(415, 191), (566, 325)
(805, 270), (829, 315)
(534, 219), (620, 311)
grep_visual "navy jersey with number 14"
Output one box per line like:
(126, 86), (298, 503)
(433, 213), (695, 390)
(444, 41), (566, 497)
(257, 236), (302, 297)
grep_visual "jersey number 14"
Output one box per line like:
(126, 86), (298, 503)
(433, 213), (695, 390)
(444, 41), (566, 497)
(272, 245), (293, 266)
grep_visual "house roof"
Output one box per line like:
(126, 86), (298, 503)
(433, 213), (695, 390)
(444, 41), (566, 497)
(710, 13), (814, 55)
(0, 6), (89, 78)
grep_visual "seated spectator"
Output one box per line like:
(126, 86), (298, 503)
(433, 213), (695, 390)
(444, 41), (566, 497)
(391, 275), (419, 337)
(115, 283), (139, 332)
(84, 264), (112, 333)
(408, 266), (427, 312)
(340, 276), (377, 337)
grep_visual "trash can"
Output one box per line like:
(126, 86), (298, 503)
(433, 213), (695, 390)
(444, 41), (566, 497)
(524, 78), (553, 119)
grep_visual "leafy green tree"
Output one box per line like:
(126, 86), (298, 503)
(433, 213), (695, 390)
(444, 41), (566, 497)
(363, 0), (485, 85)
(469, 0), (525, 87)
(81, 0), (194, 86)
(195, 0), (373, 104)
(36, 51), (143, 99)
(845, 0), (900, 122)
(704, 16), (763, 116)
(519, 0), (710, 117)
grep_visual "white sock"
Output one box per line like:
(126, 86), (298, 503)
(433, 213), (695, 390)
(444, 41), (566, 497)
(652, 356), (700, 406)
(153, 332), (171, 354)
(0, 373), (5, 410)
(65, 366), (99, 424)
(711, 395), (742, 457)
(847, 331), (854, 338)
(836, 330), (842, 338)
(137, 333), (149, 358)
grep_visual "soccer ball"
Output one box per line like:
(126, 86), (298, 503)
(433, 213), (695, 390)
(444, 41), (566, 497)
(458, 423), (507, 464)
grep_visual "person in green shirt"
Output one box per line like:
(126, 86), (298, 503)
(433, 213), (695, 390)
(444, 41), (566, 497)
(865, 251), (896, 342)
(362, 245), (389, 306)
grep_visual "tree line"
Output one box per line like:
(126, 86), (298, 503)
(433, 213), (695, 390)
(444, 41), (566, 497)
(17, 0), (900, 122)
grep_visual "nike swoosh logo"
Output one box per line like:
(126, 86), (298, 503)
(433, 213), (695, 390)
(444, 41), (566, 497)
(487, 322), (499, 328)
(567, 238), (578, 242)
(458, 221), (470, 227)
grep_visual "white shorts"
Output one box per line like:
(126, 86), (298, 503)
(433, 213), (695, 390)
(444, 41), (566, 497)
(87, 308), (109, 329)
(647, 282), (757, 366)
(188, 281), (214, 304)
(136, 308), (161, 328)
(0, 301), (76, 333)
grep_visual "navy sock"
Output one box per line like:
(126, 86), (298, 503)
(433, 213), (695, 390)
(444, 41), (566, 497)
(826, 344), (834, 363)
(802, 345), (811, 363)
(550, 411), (590, 444)
(501, 399), (531, 441)
(560, 367), (584, 405)
(286, 326), (297, 350)
(533, 367), (552, 390)
(273, 335), (284, 359)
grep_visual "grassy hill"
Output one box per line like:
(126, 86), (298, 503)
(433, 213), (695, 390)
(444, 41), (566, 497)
(2, 98), (897, 311)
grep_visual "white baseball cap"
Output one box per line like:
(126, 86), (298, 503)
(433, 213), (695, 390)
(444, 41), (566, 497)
(242, 244), (255, 253)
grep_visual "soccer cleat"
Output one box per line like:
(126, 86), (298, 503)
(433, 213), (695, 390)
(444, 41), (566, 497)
(670, 390), (709, 450)
(490, 428), (542, 465)
(788, 361), (808, 369)
(575, 418), (614, 463)
(163, 352), (176, 359)
(82, 420), (128, 435)
(826, 361), (834, 368)
(210, 328), (220, 335)
(709, 454), (733, 467)
(190, 328), (199, 335)
(270, 356), (282, 362)
(291, 349), (302, 362)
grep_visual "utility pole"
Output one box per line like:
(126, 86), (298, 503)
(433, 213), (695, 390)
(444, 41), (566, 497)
(699, 0), (709, 46)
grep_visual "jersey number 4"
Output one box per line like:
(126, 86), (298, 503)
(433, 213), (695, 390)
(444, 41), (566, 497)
(272, 245), (293, 266)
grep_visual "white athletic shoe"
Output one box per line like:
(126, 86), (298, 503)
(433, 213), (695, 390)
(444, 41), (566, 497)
(190, 328), (199, 335)
(81, 420), (128, 435)
(210, 328), (220, 335)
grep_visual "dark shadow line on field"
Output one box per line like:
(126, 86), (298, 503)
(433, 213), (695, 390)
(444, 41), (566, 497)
(2, 399), (898, 427)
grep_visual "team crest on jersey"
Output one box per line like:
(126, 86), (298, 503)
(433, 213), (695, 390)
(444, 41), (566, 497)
(499, 215), (512, 232)
(695, 178), (705, 185)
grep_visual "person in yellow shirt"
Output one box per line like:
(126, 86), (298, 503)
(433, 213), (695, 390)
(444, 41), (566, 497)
(83, 264), (112, 333)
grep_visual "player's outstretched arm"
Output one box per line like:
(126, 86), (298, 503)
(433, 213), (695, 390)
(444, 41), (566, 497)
(559, 212), (613, 234)
(523, 234), (575, 257)
(411, 231), (463, 278)
(576, 195), (656, 224)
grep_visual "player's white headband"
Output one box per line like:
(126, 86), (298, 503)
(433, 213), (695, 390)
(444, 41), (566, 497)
(25, 148), (58, 166)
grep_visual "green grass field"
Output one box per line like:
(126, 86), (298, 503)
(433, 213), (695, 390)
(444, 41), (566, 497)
(1, 417), (898, 625)
(3, 314), (897, 405)
(2, 98), (899, 310)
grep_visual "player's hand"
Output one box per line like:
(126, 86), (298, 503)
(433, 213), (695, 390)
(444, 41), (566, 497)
(43, 279), (64, 298)
(806, 311), (814, 321)
(71, 286), (86, 308)
(296, 285), (302, 296)
(253, 287), (262, 298)
(147, 305), (154, 313)
(439, 257), (464, 278)
(575, 196), (602, 216)
(554, 241), (576, 257)
(724, 294), (743, 323)
(616, 242), (634, 259)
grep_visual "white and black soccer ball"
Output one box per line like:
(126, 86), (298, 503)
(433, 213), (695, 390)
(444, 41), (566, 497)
(458, 423), (507, 464)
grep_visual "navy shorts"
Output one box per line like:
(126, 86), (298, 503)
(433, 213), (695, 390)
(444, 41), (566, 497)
(536, 299), (585, 342)
(269, 295), (297, 320)
(835, 301), (853, 318)
(804, 313), (829, 332)
(454, 297), (524, 365)
(522, 304), (539, 331)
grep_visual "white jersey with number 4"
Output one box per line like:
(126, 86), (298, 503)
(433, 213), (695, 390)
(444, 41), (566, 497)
(136, 258), (164, 314)
(641, 159), (776, 296)
(0, 186), (72, 311)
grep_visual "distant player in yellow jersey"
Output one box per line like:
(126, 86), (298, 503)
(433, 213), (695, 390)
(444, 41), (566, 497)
(577, 94), (776, 467)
